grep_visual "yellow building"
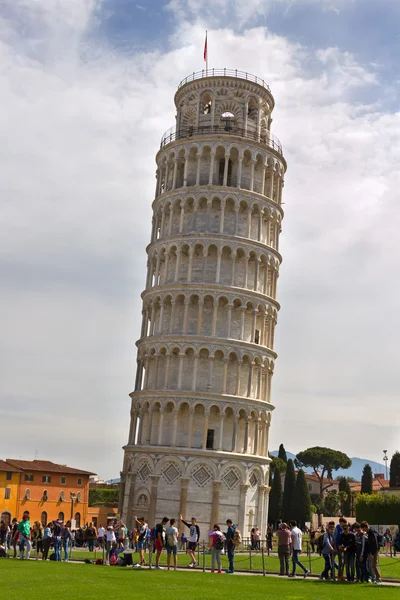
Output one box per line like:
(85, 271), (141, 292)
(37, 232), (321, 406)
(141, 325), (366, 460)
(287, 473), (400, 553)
(0, 460), (21, 525)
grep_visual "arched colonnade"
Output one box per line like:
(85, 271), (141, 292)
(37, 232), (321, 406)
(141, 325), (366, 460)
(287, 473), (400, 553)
(129, 398), (272, 457)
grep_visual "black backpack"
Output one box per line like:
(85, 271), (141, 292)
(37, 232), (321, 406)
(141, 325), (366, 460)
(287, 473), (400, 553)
(317, 534), (325, 552)
(214, 536), (225, 551)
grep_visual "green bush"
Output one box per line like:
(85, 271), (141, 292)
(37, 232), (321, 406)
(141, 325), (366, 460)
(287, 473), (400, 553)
(355, 493), (400, 525)
(89, 488), (119, 506)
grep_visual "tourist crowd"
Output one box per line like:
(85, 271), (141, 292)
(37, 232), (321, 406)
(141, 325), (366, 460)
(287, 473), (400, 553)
(1, 511), (399, 584)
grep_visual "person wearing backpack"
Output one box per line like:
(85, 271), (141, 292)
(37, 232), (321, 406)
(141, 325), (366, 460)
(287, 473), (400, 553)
(360, 521), (382, 585)
(165, 518), (179, 571)
(225, 519), (240, 574)
(208, 524), (225, 573)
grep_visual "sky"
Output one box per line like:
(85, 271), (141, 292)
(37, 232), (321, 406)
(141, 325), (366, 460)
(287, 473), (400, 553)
(1, 0), (399, 479)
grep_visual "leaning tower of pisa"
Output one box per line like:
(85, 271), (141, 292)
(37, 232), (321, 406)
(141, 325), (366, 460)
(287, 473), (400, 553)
(120, 69), (286, 536)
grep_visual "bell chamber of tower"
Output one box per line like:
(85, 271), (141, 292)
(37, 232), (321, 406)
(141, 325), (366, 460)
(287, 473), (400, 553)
(120, 69), (287, 537)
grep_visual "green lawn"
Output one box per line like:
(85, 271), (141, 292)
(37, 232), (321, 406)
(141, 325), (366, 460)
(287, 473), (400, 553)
(20, 547), (400, 579)
(1, 561), (399, 600)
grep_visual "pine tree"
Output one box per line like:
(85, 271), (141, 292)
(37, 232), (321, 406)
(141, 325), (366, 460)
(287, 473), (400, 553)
(361, 464), (373, 494)
(278, 443), (288, 463)
(291, 469), (311, 529)
(268, 467), (283, 526)
(338, 477), (351, 516)
(282, 459), (296, 522)
(389, 452), (400, 488)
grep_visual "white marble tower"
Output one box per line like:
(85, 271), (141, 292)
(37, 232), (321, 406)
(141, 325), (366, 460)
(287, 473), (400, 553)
(120, 69), (287, 537)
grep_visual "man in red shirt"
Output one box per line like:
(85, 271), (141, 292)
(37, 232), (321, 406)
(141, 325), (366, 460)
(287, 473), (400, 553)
(276, 523), (291, 576)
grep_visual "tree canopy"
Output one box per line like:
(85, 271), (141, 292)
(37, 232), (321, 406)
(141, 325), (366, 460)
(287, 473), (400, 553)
(268, 467), (283, 525)
(295, 446), (351, 500)
(282, 459), (296, 523)
(361, 463), (373, 494)
(269, 455), (287, 477)
(278, 443), (288, 463)
(338, 477), (351, 516)
(389, 452), (400, 488)
(291, 469), (311, 529)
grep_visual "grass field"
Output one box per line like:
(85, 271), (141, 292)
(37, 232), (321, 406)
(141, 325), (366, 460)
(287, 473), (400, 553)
(37, 547), (400, 579)
(1, 561), (399, 600)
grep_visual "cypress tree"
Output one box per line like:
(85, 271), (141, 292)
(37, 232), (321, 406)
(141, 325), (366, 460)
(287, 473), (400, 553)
(278, 443), (288, 463)
(389, 452), (400, 488)
(338, 477), (351, 516)
(291, 469), (311, 529)
(282, 459), (296, 522)
(361, 464), (373, 494)
(268, 467), (283, 526)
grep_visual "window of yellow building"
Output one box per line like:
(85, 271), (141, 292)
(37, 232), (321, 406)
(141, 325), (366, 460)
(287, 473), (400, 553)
(4, 487), (11, 499)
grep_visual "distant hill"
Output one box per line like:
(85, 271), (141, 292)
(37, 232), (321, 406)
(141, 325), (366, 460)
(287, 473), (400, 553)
(270, 451), (388, 481)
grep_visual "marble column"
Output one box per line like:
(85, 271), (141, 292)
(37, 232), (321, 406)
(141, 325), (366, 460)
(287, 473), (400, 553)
(238, 484), (250, 534)
(210, 481), (221, 528)
(124, 471), (137, 530)
(179, 478), (190, 534)
(148, 475), (160, 529)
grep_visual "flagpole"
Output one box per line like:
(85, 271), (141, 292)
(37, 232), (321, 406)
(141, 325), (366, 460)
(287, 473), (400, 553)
(205, 30), (208, 75)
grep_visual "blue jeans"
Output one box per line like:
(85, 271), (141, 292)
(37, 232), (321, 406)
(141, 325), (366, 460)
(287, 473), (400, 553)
(53, 538), (61, 562)
(321, 553), (332, 579)
(63, 540), (69, 560)
(227, 546), (235, 572)
(291, 549), (307, 575)
(87, 539), (95, 552)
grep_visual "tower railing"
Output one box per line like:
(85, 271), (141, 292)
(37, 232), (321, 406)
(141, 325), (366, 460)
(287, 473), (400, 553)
(160, 124), (283, 155)
(177, 69), (271, 91)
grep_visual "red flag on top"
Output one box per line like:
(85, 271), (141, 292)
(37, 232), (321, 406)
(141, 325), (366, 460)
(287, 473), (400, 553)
(204, 31), (208, 62)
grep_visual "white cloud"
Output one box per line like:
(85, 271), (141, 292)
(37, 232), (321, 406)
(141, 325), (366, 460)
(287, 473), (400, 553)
(166, 0), (353, 26)
(1, 1), (399, 477)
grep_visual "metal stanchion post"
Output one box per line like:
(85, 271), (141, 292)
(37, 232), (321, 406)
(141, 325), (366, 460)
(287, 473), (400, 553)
(262, 546), (266, 576)
(249, 545), (252, 570)
(149, 543), (152, 569)
(198, 543), (200, 568)
(308, 540), (312, 574)
(202, 542), (206, 572)
(331, 551), (335, 581)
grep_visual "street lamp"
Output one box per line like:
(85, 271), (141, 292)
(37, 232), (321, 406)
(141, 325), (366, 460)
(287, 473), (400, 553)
(383, 450), (389, 481)
(70, 492), (76, 522)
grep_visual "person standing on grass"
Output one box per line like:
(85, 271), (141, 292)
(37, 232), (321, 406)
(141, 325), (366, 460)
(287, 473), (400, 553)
(340, 522), (356, 581)
(52, 519), (64, 562)
(62, 522), (72, 562)
(180, 514), (200, 568)
(225, 519), (238, 574)
(154, 517), (169, 570)
(166, 518), (179, 571)
(105, 525), (116, 565)
(333, 517), (347, 581)
(266, 525), (273, 555)
(289, 520), (309, 578)
(18, 514), (32, 560)
(354, 523), (365, 582)
(208, 524), (225, 574)
(42, 522), (52, 561)
(319, 522), (335, 580)
(133, 516), (148, 567)
(384, 528), (392, 556)
(32, 521), (43, 560)
(10, 518), (19, 559)
(360, 521), (382, 585)
(276, 523), (291, 576)
(84, 522), (97, 552)
(97, 524), (105, 549)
